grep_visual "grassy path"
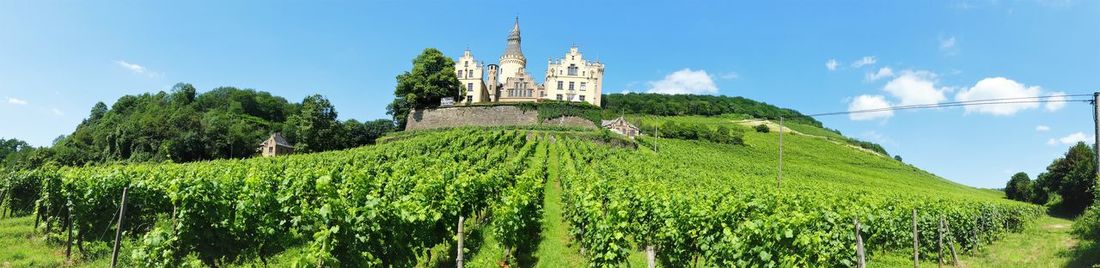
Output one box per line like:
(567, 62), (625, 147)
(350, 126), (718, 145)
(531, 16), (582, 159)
(876, 213), (1099, 267)
(533, 141), (587, 267)
(0, 216), (66, 267)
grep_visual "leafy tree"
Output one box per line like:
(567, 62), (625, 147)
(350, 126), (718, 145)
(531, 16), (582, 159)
(893, 155), (903, 162)
(754, 124), (770, 133)
(293, 94), (345, 153)
(388, 48), (462, 129)
(1033, 142), (1097, 213)
(1004, 172), (1033, 202)
(345, 119), (396, 147)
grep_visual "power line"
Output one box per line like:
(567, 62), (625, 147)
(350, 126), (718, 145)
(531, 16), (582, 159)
(808, 95), (1092, 117)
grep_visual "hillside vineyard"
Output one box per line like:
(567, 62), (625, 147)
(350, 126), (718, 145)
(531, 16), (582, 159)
(2, 126), (1041, 266)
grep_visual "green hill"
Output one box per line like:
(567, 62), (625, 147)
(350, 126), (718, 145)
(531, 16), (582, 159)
(0, 115), (1040, 267)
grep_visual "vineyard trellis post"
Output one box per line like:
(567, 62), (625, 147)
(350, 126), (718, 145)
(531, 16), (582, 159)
(110, 187), (129, 268)
(855, 219), (866, 268)
(937, 218), (944, 268)
(913, 208), (919, 268)
(457, 215), (465, 268)
(946, 221), (959, 266)
(646, 245), (656, 268)
(778, 117), (784, 189)
(66, 203), (73, 262)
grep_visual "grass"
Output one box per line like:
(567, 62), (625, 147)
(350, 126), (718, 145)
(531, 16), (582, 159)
(533, 141), (586, 267)
(0, 216), (66, 267)
(874, 212), (1100, 267)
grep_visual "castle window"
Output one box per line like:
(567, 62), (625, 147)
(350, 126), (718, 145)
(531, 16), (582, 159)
(568, 64), (578, 76)
(557, 81), (563, 90)
(465, 61), (469, 67)
(458, 70), (464, 78)
(468, 83), (474, 92)
(580, 82), (586, 91)
(580, 95), (586, 101)
(467, 95), (472, 102)
(569, 82), (574, 90)
(556, 94), (562, 100)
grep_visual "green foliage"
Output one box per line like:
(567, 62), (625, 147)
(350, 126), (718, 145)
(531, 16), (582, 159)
(636, 119), (744, 145)
(388, 48), (462, 129)
(894, 155), (903, 162)
(602, 93), (822, 127)
(3, 84), (393, 169)
(292, 94), (343, 153)
(1005, 172), (1034, 202)
(556, 132), (1041, 267)
(1033, 142), (1097, 213)
(754, 124), (770, 133)
(10, 129), (545, 266)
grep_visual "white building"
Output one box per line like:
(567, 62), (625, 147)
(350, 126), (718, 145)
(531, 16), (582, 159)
(455, 18), (605, 106)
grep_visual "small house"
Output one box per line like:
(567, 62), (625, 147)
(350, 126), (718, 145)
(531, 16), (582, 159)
(259, 133), (294, 157)
(600, 116), (640, 139)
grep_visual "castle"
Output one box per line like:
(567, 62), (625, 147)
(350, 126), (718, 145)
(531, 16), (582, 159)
(455, 18), (605, 106)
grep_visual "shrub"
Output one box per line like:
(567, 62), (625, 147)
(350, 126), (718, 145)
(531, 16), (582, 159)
(754, 124), (770, 133)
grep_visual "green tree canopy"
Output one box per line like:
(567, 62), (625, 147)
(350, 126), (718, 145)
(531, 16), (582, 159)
(388, 48), (462, 129)
(1005, 172), (1033, 202)
(1034, 142), (1097, 213)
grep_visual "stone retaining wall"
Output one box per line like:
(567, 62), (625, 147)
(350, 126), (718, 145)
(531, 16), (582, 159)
(405, 106), (596, 130)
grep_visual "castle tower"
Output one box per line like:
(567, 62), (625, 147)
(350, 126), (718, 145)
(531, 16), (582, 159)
(498, 17), (527, 86)
(486, 64), (500, 102)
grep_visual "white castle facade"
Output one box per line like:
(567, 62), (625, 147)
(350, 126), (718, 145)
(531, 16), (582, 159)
(455, 18), (605, 106)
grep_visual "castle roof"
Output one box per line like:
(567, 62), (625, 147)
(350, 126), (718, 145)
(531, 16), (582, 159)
(503, 17), (524, 58)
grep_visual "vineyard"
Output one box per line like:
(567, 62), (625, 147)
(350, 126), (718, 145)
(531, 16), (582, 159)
(0, 120), (1043, 267)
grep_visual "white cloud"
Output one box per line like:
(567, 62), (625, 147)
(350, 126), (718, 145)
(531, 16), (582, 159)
(850, 56), (877, 68)
(718, 72), (740, 80)
(645, 68), (719, 95)
(883, 70), (947, 106)
(954, 77), (1042, 116)
(940, 36), (957, 50)
(826, 59), (839, 71)
(51, 108), (64, 116)
(6, 97), (28, 105)
(848, 95), (894, 121)
(1048, 132), (1090, 146)
(1045, 91), (1067, 111)
(115, 60), (161, 77)
(865, 67), (895, 82)
(1036, 125), (1050, 132)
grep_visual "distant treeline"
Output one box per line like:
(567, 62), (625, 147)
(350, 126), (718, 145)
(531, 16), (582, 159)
(601, 93), (823, 127)
(1, 83), (394, 169)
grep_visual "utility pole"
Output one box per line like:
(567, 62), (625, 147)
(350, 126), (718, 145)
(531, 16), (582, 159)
(778, 117), (784, 189)
(1093, 92), (1099, 177)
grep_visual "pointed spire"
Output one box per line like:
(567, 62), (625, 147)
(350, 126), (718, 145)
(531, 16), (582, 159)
(503, 17), (524, 58)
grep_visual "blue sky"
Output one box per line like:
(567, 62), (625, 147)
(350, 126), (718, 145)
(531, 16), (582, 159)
(1, 1), (1097, 188)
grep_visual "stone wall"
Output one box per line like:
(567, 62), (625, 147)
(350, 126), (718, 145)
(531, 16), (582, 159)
(405, 105), (595, 130)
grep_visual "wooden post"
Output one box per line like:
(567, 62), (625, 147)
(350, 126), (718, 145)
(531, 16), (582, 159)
(855, 219), (866, 268)
(778, 117), (784, 189)
(937, 218), (944, 268)
(913, 208), (919, 267)
(456, 216), (464, 268)
(65, 204), (73, 262)
(110, 187), (129, 268)
(646, 245), (656, 268)
(946, 221), (959, 266)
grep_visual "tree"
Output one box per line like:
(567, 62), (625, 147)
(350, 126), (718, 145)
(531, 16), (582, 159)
(893, 155), (903, 162)
(345, 119), (396, 147)
(754, 124), (770, 133)
(1005, 172), (1033, 202)
(388, 48), (462, 129)
(1034, 142), (1097, 213)
(293, 94), (344, 153)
